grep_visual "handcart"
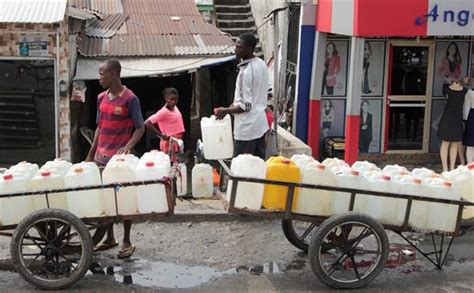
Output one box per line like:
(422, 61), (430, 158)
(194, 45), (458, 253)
(0, 169), (178, 290)
(218, 159), (474, 289)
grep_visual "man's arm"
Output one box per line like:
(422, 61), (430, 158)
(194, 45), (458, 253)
(214, 104), (244, 119)
(144, 119), (168, 140)
(215, 65), (253, 119)
(85, 128), (100, 161)
(118, 127), (145, 154)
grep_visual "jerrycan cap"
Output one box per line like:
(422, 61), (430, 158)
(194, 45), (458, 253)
(74, 167), (84, 173)
(316, 164), (326, 170)
(350, 170), (360, 176)
(146, 161), (155, 167)
(413, 178), (422, 184)
(3, 173), (13, 180)
(382, 175), (391, 181)
(116, 158), (125, 162)
(443, 181), (452, 187)
(281, 159), (291, 164)
(468, 163), (474, 170)
(41, 170), (51, 177)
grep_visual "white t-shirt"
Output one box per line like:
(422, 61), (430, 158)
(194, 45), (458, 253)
(464, 89), (474, 120)
(233, 57), (269, 141)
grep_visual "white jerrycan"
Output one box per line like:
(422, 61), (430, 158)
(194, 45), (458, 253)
(411, 167), (439, 183)
(139, 150), (170, 168)
(135, 161), (169, 214)
(0, 172), (32, 226)
(290, 154), (316, 170)
(40, 159), (72, 175)
(424, 178), (460, 233)
(332, 167), (367, 214)
(442, 164), (474, 219)
(31, 169), (68, 211)
(295, 162), (336, 216)
(352, 161), (380, 176)
(226, 154), (266, 210)
(200, 115), (234, 160)
(322, 158), (349, 172)
(192, 163), (214, 198)
(382, 164), (409, 177)
(399, 177), (430, 231)
(176, 163), (188, 196)
(102, 157), (139, 216)
(363, 174), (402, 225)
(8, 161), (39, 179)
(65, 162), (104, 218)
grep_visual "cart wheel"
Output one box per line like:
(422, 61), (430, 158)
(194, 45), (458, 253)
(308, 212), (389, 289)
(282, 219), (318, 252)
(10, 209), (93, 290)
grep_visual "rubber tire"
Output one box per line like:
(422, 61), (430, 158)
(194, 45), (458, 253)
(282, 219), (316, 252)
(308, 212), (389, 289)
(10, 209), (93, 290)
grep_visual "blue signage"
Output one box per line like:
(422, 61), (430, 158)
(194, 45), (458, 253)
(415, 4), (472, 27)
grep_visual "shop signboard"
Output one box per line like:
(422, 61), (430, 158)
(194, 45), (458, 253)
(18, 36), (48, 57)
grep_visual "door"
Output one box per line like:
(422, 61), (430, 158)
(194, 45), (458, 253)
(387, 41), (434, 152)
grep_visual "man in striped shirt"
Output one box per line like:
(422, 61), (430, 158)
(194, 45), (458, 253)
(86, 59), (144, 258)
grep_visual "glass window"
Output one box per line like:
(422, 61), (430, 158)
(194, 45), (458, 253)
(390, 46), (429, 96)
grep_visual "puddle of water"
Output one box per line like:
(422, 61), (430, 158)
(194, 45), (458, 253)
(88, 258), (307, 288)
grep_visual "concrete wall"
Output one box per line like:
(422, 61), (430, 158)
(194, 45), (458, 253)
(249, 0), (287, 62)
(0, 20), (71, 160)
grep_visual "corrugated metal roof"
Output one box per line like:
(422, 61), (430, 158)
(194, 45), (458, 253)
(0, 0), (67, 23)
(76, 0), (235, 57)
(85, 13), (129, 38)
(70, 0), (123, 14)
(68, 7), (100, 20)
(78, 33), (234, 57)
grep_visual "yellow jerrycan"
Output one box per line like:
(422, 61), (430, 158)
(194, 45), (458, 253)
(262, 156), (300, 210)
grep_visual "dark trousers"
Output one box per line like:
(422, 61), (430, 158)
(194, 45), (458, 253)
(234, 134), (266, 160)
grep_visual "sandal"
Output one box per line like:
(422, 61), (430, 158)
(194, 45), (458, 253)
(118, 245), (136, 259)
(93, 241), (118, 252)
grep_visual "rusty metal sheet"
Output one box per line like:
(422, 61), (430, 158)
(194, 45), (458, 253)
(85, 13), (129, 38)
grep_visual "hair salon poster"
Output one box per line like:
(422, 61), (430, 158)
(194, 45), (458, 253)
(321, 40), (349, 97)
(320, 99), (346, 144)
(361, 41), (386, 97)
(359, 99), (383, 153)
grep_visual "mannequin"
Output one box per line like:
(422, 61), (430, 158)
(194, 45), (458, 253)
(437, 80), (467, 171)
(463, 78), (474, 163)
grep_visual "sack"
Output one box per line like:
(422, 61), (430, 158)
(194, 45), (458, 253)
(265, 130), (279, 160)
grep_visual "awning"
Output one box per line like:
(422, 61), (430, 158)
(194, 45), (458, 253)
(74, 55), (237, 80)
(0, 0), (67, 24)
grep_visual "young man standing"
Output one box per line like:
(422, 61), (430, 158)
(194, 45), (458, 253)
(214, 33), (269, 159)
(86, 59), (145, 258)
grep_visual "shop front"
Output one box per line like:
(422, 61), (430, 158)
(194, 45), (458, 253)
(301, 0), (473, 164)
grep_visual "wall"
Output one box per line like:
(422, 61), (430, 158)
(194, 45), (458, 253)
(0, 20), (71, 160)
(249, 0), (287, 62)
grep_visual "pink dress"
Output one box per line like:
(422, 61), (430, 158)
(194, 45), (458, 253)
(148, 106), (185, 155)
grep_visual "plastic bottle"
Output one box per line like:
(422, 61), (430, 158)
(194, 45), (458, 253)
(399, 177), (429, 231)
(290, 154), (316, 170)
(40, 159), (72, 175)
(65, 162), (104, 218)
(102, 158), (138, 216)
(425, 178), (460, 233)
(226, 154), (266, 210)
(352, 161), (380, 176)
(139, 150), (170, 169)
(192, 163), (214, 198)
(0, 172), (32, 226)
(8, 161), (39, 179)
(442, 164), (474, 219)
(135, 161), (169, 214)
(31, 169), (68, 211)
(294, 162), (336, 216)
(262, 156), (300, 210)
(200, 115), (234, 160)
(333, 167), (367, 214)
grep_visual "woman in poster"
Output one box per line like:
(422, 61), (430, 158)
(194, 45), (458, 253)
(438, 42), (462, 97)
(362, 42), (372, 94)
(322, 42), (341, 96)
(321, 99), (335, 138)
(359, 100), (373, 153)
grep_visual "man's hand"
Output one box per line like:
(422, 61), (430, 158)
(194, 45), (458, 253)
(214, 107), (227, 120)
(160, 134), (169, 141)
(117, 146), (131, 154)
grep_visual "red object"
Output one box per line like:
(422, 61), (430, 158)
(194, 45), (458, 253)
(146, 161), (154, 167)
(307, 100), (321, 159)
(316, 0), (332, 32)
(212, 168), (220, 186)
(266, 110), (274, 129)
(41, 171), (51, 177)
(3, 174), (13, 180)
(344, 115), (360, 165)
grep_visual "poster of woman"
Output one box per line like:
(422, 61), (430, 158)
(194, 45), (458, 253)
(320, 99), (345, 140)
(359, 99), (382, 153)
(322, 40), (349, 97)
(361, 41), (386, 97)
(433, 41), (470, 97)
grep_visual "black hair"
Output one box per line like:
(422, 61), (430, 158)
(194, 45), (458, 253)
(239, 33), (257, 50)
(162, 87), (179, 99)
(445, 41), (462, 65)
(105, 58), (122, 75)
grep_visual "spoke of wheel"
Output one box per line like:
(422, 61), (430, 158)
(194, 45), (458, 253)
(350, 256), (362, 280)
(349, 227), (373, 248)
(25, 254), (42, 269)
(45, 220), (50, 239)
(24, 232), (46, 249)
(340, 224), (353, 241)
(53, 224), (71, 243)
(22, 253), (43, 256)
(355, 249), (380, 254)
(326, 251), (349, 277)
(59, 254), (77, 275)
(33, 225), (49, 242)
(301, 223), (316, 240)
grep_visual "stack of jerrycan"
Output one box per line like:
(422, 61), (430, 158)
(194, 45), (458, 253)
(424, 178), (460, 233)
(200, 114), (234, 160)
(442, 163), (474, 219)
(192, 163), (214, 198)
(396, 175), (432, 231)
(294, 162), (336, 216)
(321, 157), (349, 174)
(226, 154), (266, 210)
(332, 166), (367, 214)
(136, 151), (171, 214)
(65, 162), (104, 218)
(31, 159), (72, 211)
(263, 156), (300, 210)
(0, 162), (38, 225)
(102, 154), (139, 216)
(290, 154), (315, 170)
(352, 161), (380, 176)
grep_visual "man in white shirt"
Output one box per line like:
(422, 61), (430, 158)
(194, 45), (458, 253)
(214, 33), (269, 159)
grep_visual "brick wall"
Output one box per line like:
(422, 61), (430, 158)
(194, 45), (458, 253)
(0, 20), (71, 160)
